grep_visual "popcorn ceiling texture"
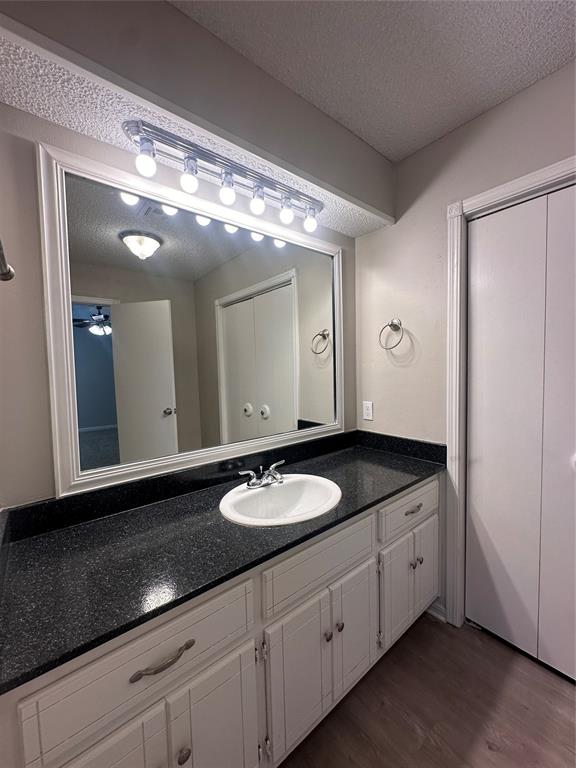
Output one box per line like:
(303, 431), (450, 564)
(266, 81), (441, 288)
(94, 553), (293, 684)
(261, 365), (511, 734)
(0, 37), (385, 238)
(173, 0), (575, 161)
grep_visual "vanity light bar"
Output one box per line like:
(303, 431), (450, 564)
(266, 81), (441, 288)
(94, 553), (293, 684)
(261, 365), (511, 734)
(122, 120), (324, 224)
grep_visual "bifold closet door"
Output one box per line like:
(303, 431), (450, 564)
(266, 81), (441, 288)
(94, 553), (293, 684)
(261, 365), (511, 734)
(538, 185), (575, 679)
(466, 196), (547, 656)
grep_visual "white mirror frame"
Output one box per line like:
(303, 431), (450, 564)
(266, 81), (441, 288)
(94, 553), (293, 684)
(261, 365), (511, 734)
(37, 143), (344, 497)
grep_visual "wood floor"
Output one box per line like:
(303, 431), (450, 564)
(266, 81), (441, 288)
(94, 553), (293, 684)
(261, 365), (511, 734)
(282, 615), (575, 768)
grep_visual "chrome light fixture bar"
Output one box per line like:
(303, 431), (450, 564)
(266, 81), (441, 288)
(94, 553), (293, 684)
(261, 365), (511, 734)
(123, 120), (323, 225)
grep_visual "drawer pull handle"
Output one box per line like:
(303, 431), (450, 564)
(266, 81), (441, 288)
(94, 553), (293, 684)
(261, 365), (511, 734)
(404, 502), (423, 517)
(325, 630), (333, 642)
(177, 747), (192, 765)
(129, 639), (196, 683)
(417, 556), (424, 565)
(409, 561), (418, 570)
(336, 621), (345, 633)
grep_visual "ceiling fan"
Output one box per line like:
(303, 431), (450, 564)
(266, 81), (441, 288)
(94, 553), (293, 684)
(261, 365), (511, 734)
(72, 306), (112, 336)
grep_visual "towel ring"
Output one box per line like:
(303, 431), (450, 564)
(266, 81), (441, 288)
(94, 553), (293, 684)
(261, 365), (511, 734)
(379, 318), (404, 350)
(311, 329), (330, 354)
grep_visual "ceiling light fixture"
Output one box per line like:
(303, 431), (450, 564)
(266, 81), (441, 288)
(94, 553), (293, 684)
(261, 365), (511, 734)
(273, 239), (286, 249)
(134, 137), (157, 178)
(196, 215), (211, 227)
(250, 184), (266, 216)
(251, 232), (264, 242)
(120, 192), (140, 206)
(120, 231), (162, 260)
(219, 171), (236, 206)
(180, 155), (199, 194)
(161, 204), (178, 216)
(224, 223), (239, 234)
(88, 324), (112, 336)
(279, 196), (294, 225)
(303, 206), (318, 233)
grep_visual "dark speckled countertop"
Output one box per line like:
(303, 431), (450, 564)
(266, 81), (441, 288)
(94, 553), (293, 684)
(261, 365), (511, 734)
(0, 446), (443, 695)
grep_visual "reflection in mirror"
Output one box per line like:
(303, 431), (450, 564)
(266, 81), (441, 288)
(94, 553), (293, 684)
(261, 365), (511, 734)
(64, 173), (336, 471)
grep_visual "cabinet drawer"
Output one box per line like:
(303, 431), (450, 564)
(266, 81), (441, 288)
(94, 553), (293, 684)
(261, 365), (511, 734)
(378, 479), (438, 544)
(262, 516), (374, 618)
(19, 581), (254, 766)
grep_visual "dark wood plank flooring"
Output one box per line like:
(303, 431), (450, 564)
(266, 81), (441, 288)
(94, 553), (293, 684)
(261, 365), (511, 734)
(282, 615), (575, 768)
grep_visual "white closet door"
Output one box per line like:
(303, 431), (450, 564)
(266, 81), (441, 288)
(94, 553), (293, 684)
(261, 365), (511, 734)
(538, 185), (576, 678)
(466, 197), (547, 656)
(253, 284), (297, 437)
(220, 298), (258, 444)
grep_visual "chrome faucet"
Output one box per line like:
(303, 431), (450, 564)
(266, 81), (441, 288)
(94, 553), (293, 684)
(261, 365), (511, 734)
(239, 460), (285, 489)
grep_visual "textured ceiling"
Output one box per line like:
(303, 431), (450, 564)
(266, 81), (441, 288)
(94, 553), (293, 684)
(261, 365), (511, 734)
(172, 0), (575, 161)
(0, 35), (385, 238)
(66, 174), (259, 282)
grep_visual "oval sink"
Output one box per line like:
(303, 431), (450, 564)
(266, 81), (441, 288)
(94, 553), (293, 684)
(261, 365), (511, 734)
(220, 474), (342, 527)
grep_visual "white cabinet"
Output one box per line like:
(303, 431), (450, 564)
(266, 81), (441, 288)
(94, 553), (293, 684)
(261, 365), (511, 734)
(379, 514), (439, 651)
(62, 704), (167, 768)
(167, 641), (258, 768)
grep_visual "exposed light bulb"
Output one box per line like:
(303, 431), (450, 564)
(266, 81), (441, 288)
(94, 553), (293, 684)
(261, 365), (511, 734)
(120, 231), (162, 260)
(250, 184), (266, 216)
(180, 155), (199, 194)
(161, 204), (178, 216)
(224, 224), (239, 234)
(219, 171), (236, 206)
(273, 239), (286, 249)
(134, 137), (157, 178)
(196, 215), (211, 227)
(120, 192), (140, 206)
(303, 206), (318, 233)
(279, 196), (294, 225)
(251, 232), (264, 242)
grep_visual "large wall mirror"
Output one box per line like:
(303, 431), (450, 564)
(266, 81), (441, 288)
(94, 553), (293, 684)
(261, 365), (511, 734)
(39, 145), (343, 495)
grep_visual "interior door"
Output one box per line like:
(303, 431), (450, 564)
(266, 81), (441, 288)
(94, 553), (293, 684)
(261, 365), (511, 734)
(413, 514), (439, 617)
(253, 283), (296, 437)
(379, 532), (415, 651)
(538, 185), (576, 678)
(466, 197), (547, 656)
(264, 590), (332, 764)
(110, 300), (178, 464)
(330, 558), (376, 700)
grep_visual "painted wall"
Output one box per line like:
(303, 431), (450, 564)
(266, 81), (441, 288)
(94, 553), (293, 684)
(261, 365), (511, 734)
(0, 1), (394, 219)
(0, 103), (356, 508)
(70, 265), (202, 454)
(356, 62), (576, 443)
(193, 242), (335, 447)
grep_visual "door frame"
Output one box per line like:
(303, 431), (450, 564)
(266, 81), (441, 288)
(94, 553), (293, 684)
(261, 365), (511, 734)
(215, 269), (299, 444)
(445, 155), (576, 627)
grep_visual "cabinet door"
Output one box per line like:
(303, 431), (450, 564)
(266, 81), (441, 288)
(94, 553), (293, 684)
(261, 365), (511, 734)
(413, 514), (439, 616)
(167, 642), (258, 768)
(379, 532), (415, 650)
(264, 590), (332, 763)
(64, 704), (166, 768)
(330, 558), (377, 700)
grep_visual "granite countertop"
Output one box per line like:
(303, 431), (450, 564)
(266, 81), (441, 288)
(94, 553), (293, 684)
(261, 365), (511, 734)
(0, 446), (443, 695)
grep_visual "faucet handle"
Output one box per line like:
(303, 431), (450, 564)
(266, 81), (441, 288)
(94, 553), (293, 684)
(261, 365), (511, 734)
(269, 460), (285, 472)
(239, 469), (257, 484)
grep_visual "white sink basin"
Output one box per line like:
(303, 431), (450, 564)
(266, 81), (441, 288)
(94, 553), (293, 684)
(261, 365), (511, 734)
(220, 474), (342, 527)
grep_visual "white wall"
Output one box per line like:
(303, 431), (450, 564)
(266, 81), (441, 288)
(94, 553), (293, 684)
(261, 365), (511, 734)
(356, 62), (576, 443)
(0, 103), (356, 509)
(193, 243), (336, 447)
(0, 1), (394, 219)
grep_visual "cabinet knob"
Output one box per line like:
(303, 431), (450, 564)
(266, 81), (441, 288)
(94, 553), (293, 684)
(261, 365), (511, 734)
(163, 407), (174, 416)
(324, 630), (333, 642)
(409, 561), (418, 570)
(177, 747), (192, 765)
(336, 621), (345, 633)
(417, 556), (424, 565)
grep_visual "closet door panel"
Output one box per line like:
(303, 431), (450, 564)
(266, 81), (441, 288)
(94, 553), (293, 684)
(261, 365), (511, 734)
(538, 185), (576, 678)
(466, 197), (547, 656)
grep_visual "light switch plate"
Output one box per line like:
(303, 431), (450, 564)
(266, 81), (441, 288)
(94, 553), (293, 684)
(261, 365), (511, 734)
(362, 401), (373, 421)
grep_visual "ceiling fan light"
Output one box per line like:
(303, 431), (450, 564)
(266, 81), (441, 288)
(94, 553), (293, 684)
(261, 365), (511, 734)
(88, 324), (106, 336)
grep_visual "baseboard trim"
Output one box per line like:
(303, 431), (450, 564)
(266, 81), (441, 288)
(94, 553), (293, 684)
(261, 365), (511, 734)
(427, 601), (447, 623)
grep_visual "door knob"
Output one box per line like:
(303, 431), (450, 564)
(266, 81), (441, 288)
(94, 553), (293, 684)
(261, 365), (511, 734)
(260, 404), (271, 420)
(163, 407), (173, 416)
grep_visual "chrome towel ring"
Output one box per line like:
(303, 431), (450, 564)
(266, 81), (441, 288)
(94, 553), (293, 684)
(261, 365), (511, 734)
(379, 318), (404, 350)
(311, 329), (330, 354)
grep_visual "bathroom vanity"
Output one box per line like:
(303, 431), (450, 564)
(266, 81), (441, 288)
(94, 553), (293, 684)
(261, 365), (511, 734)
(0, 446), (444, 768)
